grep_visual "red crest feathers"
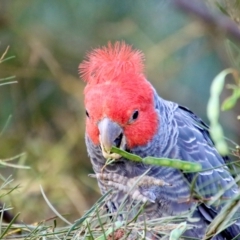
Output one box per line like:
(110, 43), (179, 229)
(79, 42), (145, 84)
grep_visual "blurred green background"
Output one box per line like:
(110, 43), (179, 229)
(0, 0), (239, 224)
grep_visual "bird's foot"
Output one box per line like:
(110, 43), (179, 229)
(89, 172), (171, 203)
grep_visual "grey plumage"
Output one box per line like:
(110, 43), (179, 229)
(85, 88), (240, 239)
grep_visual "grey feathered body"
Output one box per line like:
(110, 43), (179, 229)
(86, 89), (240, 239)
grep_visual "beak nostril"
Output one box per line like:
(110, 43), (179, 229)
(114, 133), (123, 148)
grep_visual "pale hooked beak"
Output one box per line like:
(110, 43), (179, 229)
(98, 118), (126, 159)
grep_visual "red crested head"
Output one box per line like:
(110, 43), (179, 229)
(79, 41), (144, 85)
(79, 42), (158, 150)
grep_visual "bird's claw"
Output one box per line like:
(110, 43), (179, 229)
(89, 172), (171, 203)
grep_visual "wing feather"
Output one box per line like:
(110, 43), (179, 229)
(175, 105), (240, 236)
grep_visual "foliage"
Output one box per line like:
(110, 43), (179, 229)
(0, 1), (240, 240)
(207, 69), (238, 155)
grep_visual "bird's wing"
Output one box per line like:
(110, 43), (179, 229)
(175, 105), (238, 200)
(174, 105), (240, 234)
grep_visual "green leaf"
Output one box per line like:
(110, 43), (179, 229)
(207, 69), (236, 155)
(64, 190), (112, 239)
(221, 88), (240, 111)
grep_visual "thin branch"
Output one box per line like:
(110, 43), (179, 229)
(0, 46), (9, 63)
(173, 0), (240, 41)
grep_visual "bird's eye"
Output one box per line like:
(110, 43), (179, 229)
(129, 110), (139, 124)
(85, 110), (90, 118)
(132, 110), (139, 120)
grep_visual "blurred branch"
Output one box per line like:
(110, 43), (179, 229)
(173, 0), (240, 41)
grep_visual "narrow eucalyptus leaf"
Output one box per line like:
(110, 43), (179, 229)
(207, 69), (235, 155)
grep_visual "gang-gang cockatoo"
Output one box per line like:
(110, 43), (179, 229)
(79, 42), (240, 239)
